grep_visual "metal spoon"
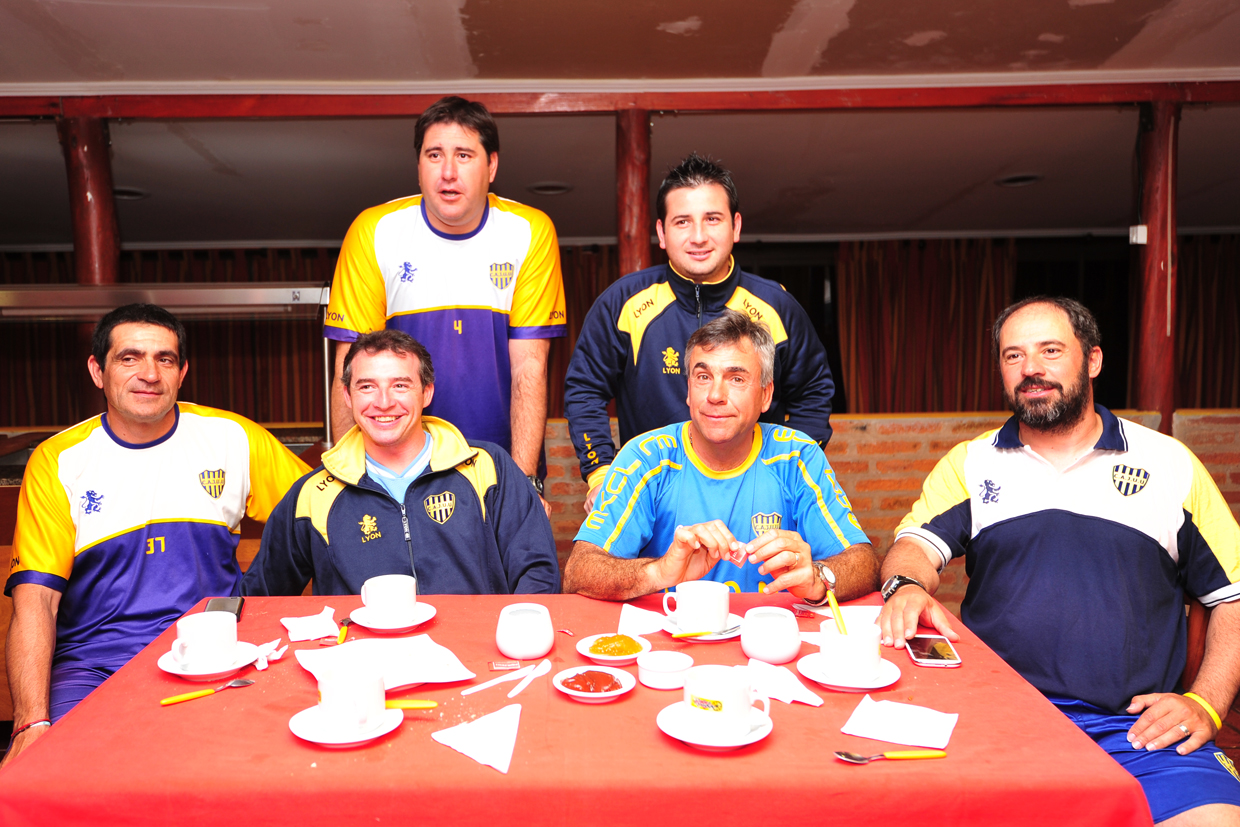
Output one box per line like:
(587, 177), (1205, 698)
(160, 678), (255, 706)
(834, 749), (946, 764)
(672, 625), (741, 639)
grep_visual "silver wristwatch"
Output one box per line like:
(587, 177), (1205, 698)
(881, 574), (925, 601)
(804, 560), (837, 607)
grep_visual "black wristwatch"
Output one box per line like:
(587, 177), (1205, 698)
(526, 475), (544, 497)
(881, 574), (925, 602)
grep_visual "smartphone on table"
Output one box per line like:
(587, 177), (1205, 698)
(205, 596), (244, 620)
(905, 634), (961, 667)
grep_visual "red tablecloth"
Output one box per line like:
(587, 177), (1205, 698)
(0, 593), (1152, 827)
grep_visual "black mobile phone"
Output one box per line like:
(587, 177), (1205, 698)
(205, 596), (244, 620)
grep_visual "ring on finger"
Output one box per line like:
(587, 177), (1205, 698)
(792, 552), (800, 566)
(1177, 724), (1190, 736)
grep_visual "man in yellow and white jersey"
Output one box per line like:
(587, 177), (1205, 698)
(325, 96), (566, 510)
(4, 304), (308, 765)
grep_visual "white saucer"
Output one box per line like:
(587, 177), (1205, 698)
(553, 666), (637, 703)
(350, 602), (436, 634)
(796, 652), (901, 692)
(576, 633), (652, 665)
(661, 613), (743, 641)
(289, 705), (404, 747)
(157, 641), (261, 682)
(656, 701), (773, 751)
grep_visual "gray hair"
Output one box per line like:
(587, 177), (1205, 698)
(992, 296), (1102, 363)
(685, 310), (775, 387)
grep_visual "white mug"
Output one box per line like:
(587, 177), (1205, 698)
(318, 667), (386, 734)
(170, 611), (237, 673)
(663, 580), (730, 634)
(740, 606), (802, 664)
(682, 664), (769, 740)
(495, 602), (554, 660)
(360, 574), (417, 622)
(818, 619), (882, 681)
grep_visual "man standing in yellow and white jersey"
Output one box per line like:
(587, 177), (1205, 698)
(3, 304), (309, 765)
(324, 96), (567, 510)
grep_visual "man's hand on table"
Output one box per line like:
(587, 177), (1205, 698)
(1, 723), (50, 769)
(745, 530), (822, 602)
(1126, 692), (1217, 755)
(878, 586), (959, 649)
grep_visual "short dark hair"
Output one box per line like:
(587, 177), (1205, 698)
(414, 96), (500, 158)
(91, 304), (187, 368)
(657, 153), (740, 223)
(342, 329), (435, 390)
(992, 296), (1102, 363)
(685, 309), (774, 387)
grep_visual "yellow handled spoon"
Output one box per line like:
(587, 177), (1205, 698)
(834, 749), (946, 764)
(161, 678), (254, 706)
(385, 700), (438, 710)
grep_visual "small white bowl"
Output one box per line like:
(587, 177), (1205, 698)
(576, 633), (652, 666)
(636, 650), (694, 690)
(553, 666), (636, 704)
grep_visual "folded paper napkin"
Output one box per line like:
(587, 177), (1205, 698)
(746, 659), (823, 706)
(617, 603), (667, 637)
(432, 704), (522, 774)
(280, 606), (338, 642)
(254, 638), (287, 671)
(841, 694), (959, 749)
(295, 634), (476, 690)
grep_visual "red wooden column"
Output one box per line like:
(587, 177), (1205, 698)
(1133, 101), (1179, 435)
(616, 108), (651, 276)
(57, 116), (120, 286)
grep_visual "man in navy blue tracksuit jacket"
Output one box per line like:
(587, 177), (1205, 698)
(565, 153), (835, 511)
(243, 330), (559, 596)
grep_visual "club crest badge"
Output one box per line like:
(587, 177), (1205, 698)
(198, 470), (226, 499)
(489, 262), (515, 290)
(425, 492), (456, 524)
(1111, 464), (1150, 497)
(751, 512), (782, 536)
(359, 514), (382, 542)
(1216, 752), (1240, 782)
(661, 347), (680, 374)
(81, 490), (104, 514)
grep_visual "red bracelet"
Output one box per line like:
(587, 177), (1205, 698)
(10, 720), (50, 740)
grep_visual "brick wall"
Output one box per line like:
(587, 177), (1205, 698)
(544, 410), (1169, 617)
(1173, 410), (1240, 525)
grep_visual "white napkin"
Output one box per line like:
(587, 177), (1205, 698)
(432, 704), (522, 774)
(746, 658), (823, 706)
(295, 634), (476, 690)
(618, 604), (667, 637)
(280, 606), (338, 642)
(840, 694), (959, 749)
(253, 638), (287, 671)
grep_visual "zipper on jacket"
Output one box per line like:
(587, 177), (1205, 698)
(399, 503), (417, 583)
(695, 284), (702, 327)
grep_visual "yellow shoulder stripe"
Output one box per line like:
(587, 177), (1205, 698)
(796, 460), (850, 547)
(454, 449), (498, 521)
(617, 282), (677, 365)
(725, 289), (789, 345)
(295, 469), (347, 544)
(602, 459), (681, 551)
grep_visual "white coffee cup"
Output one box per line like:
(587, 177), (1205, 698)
(360, 574), (417, 623)
(682, 664), (770, 740)
(740, 606), (802, 664)
(170, 611), (237, 673)
(317, 666), (386, 734)
(495, 602), (554, 660)
(663, 580), (730, 634)
(818, 619), (882, 681)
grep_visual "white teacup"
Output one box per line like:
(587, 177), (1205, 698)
(170, 611), (237, 673)
(360, 574), (417, 623)
(495, 602), (554, 660)
(318, 666), (385, 734)
(740, 606), (802, 664)
(682, 665), (770, 740)
(663, 580), (730, 634)
(818, 619), (882, 681)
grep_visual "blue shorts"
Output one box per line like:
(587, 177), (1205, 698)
(49, 664), (112, 723)
(1050, 696), (1240, 822)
